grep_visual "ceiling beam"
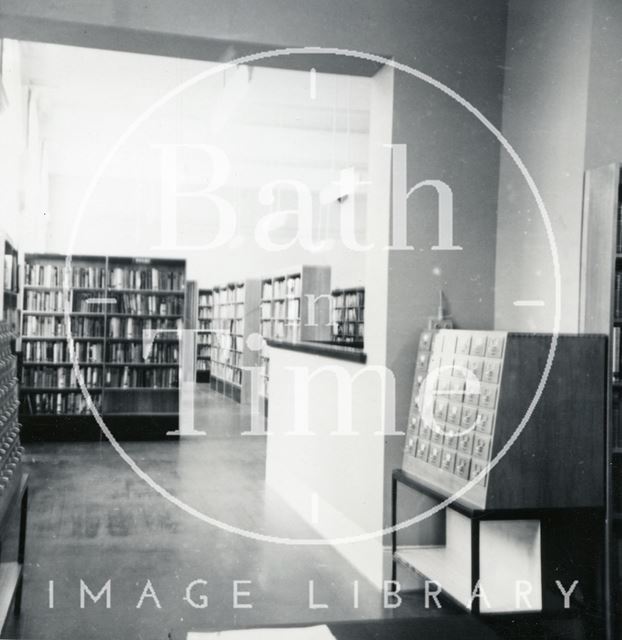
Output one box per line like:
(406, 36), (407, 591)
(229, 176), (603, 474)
(0, 13), (383, 76)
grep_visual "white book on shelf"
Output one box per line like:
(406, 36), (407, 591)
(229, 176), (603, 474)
(614, 326), (620, 377)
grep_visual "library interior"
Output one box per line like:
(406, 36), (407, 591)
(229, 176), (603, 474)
(0, 1), (621, 639)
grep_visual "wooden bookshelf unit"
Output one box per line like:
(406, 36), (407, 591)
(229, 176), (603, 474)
(258, 266), (331, 406)
(205, 280), (261, 404)
(196, 288), (212, 383)
(580, 162), (622, 639)
(331, 287), (364, 348)
(20, 253), (185, 440)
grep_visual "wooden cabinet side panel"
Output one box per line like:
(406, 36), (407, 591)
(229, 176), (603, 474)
(488, 334), (607, 509)
(300, 265), (332, 342)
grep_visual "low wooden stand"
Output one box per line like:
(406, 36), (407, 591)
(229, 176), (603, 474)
(391, 469), (604, 623)
(0, 473), (28, 634)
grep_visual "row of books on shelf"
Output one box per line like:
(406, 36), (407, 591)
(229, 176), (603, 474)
(20, 364), (181, 390)
(23, 290), (123, 314)
(211, 319), (244, 335)
(197, 333), (212, 345)
(261, 299), (301, 320)
(23, 316), (182, 338)
(22, 340), (103, 363)
(21, 391), (101, 415)
(208, 334), (242, 354)
(333, 289), (364, 309)
(210, 348), (242, 368)
(612, 395), (622, 449)
(198, 292), (213, 307)
(74, 292), (106, 313)
(197, 360), (210, 371)
(108, 342), (179, 364)
(25, 263), (106, 289)
(198, 309), (212, 320)
(616, 273), (622, 318)
(23, 290), (153, 314)
(260, 320), (300, 341)
(108, 266), (184, 291)
(333, 321), (364, 341)
(108, 293), (183, 316)
(212, 286), (244, 305)
(104, 366), (178, 388)
(332, 306), (364, 322)
(211, 362), (242, 385)
(212, 304), (245, 320)
(25, 263), (186, 291)
(108, 317), (182, 338)
(614, 327), (622, 377)
(197, 346), (211, 359)
(22, 365), (102, 388)
(23, 316), (104, 337)
(262, 275), (301, 300)
(258, 356), (269, 398)
(24, 290), (70, 312)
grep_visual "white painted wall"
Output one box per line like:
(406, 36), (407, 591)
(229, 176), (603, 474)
(265, 346), (386, 586)
(0, 39), (49, 249)
(0, 39), (25, 244)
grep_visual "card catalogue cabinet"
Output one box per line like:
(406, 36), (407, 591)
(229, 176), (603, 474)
(402, 329), (606, 511)
(395, 329), (606, 619)
(0, 323), (23, 490)
(0, 321), (28, 632)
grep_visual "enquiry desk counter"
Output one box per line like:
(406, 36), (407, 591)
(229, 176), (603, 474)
(263, 339), (384, 586)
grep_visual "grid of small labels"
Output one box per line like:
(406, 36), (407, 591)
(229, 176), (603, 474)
(405, 331), (506, 488)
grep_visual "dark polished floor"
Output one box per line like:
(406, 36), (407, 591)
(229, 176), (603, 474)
(8, 387), (454, 640)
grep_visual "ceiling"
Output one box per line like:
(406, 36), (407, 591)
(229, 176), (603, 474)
(20, 41), (372, 186)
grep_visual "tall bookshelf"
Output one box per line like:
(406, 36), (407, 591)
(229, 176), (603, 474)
(579, 162), (622, 640)
(0, 235), (18, 334)
(207, 280), (261, 404)
(331, 287), (365, 348)
(258, 266), (331, 405)
(196, 288), (212, 383)
(20, 253), (185, 438)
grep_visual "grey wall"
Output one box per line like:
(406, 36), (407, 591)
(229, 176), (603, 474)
(494, 0), (593, 333)
(585, 0), (622, 170)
